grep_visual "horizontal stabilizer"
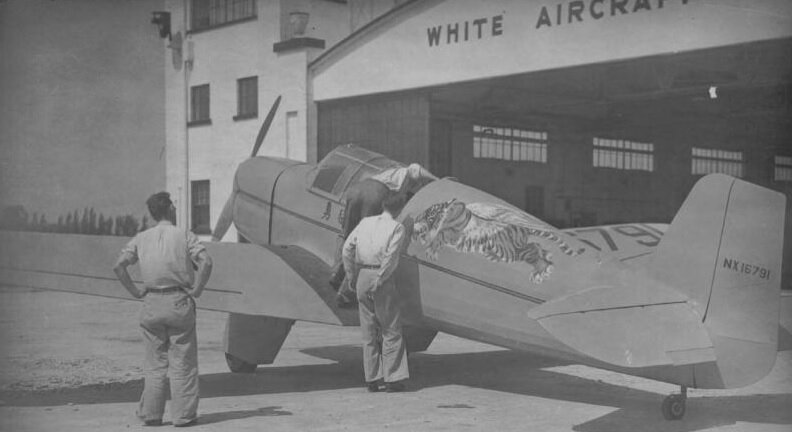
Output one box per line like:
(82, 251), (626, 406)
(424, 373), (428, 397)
(528, 283), (715, 368)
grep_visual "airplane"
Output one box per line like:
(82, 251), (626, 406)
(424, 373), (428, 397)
(1, 98), (789, 421)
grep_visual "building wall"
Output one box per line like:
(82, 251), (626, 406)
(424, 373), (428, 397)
(163, 0), (351, 239)
(348, 0), (410, 32)
(281, 0), (351, 43)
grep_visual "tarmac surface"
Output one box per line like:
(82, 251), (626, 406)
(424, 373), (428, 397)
(0, 285), (790, 432)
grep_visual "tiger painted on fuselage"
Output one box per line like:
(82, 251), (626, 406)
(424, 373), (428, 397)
(412, 198), (585, 283)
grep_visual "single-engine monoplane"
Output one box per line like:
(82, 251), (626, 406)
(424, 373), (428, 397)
(1, 99), (789, 420)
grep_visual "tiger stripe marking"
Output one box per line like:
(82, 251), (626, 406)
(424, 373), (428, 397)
(413, 199), (585, 284)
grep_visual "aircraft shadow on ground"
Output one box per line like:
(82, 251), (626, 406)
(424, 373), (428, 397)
(305, 345), (792, 432)
(2, 344), (789, 432)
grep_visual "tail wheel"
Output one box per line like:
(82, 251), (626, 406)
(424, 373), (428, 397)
(225, 353), (257, 373)
(661, 394), (686, 420)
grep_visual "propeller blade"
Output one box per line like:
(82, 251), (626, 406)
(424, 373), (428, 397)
(250, 95), (282, 158)
(211, 193), (235, 241)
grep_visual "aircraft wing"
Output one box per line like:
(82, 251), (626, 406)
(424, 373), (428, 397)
(0, 231), (357, 326)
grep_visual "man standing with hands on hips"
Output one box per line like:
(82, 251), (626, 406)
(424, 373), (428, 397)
(342, 192), (410, 392)
(113, 192), (213, 427)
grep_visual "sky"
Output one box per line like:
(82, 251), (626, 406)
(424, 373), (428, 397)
(0, 0), (166, 222)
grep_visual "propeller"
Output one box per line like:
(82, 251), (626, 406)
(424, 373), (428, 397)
(212, 95), (281, 241)
(250, 95), (281, 158)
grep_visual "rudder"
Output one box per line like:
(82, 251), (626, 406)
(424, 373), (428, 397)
(650, 174), (786, 388)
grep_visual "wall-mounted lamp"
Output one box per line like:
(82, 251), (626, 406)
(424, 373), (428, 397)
(151, 11), (172, 41)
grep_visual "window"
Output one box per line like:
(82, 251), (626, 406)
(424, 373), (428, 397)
(191, 180), (210, 235)
(775, 155), (792, 181)
(592, 138), (654, 172)
(312, 155), (349, 195)
(235, 76), (258, 120)
(691, 147), (744, 177)
(189, 84), (210, 125)
(473, 125), (547, 163)
(311, 153), (399, 198)
(191, 0), (256, 31)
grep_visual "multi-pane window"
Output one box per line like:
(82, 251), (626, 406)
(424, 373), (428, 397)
(191, 0), (256, 31)
(191, 180), (210, 235)
(190, 84), (210, 124)
(592, 138), (654, 171)
(473, 125), (547, 163)
(775, 155), (792, 181)
(691, 147), (744, 177)
(235, 76), (258, 119)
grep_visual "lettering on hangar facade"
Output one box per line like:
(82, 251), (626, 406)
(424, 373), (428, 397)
(426, 0), (692, 47)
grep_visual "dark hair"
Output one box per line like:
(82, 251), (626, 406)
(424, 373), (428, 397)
(146, 192), (173, 221)
(382, 192), (406, 215)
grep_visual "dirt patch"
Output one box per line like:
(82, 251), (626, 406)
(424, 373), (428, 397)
(2, 356), (140, 392)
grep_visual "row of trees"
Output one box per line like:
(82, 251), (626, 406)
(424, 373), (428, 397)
(0, 205), (148, 236)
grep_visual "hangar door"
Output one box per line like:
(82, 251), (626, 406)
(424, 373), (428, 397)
(426, 39), (792, 229)
(317, 93), (431, 166)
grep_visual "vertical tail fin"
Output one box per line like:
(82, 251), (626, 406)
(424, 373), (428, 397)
(650, 174), (786, 388)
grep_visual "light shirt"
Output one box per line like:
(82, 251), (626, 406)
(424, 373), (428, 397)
(342, 212), (406, 285)
(370, 163), (427, 194)
(119, 220), (206, 288)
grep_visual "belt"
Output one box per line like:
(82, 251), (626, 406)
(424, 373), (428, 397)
(145, 286), (184, 294)
(357, 263), (380, 269)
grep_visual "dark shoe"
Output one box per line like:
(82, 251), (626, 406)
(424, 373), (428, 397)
(385, 381), (406, 392)
(366, 379), (383, 392)
(143, 419), (163, 426)
(173, 418), (198, 427)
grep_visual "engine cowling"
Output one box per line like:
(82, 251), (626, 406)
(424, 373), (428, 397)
(231, 157), (304, 244)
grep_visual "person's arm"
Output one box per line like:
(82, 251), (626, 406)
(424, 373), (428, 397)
(186, 232), (212, 298)
(113, 240), (146, 298)
(341, 228), (359, 277)
(374, 223), (405, 290)
(188, 250), (212, 298)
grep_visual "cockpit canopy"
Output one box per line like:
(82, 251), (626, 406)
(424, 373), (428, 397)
(310, 144), (403, 200)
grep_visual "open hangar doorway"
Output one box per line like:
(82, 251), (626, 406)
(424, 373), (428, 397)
(315, 38), (791, 288)
(427, 38), (792, 230)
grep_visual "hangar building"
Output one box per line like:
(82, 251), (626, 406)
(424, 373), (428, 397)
(160, 0), (791, 283)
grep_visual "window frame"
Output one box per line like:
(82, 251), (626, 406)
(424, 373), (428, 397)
(691, 147), (744, 178)
(309, 153), (401, 202)
(234, 76), (258, 121)
(188, 84), (211, 126)
(774, 155), (792, 182)
(190, 0), (257, 33)
(191, 180), (211, 235)
(592, 137), (655, 172)
(310, 154), (350, 198)
(472, 124), (548, 163)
